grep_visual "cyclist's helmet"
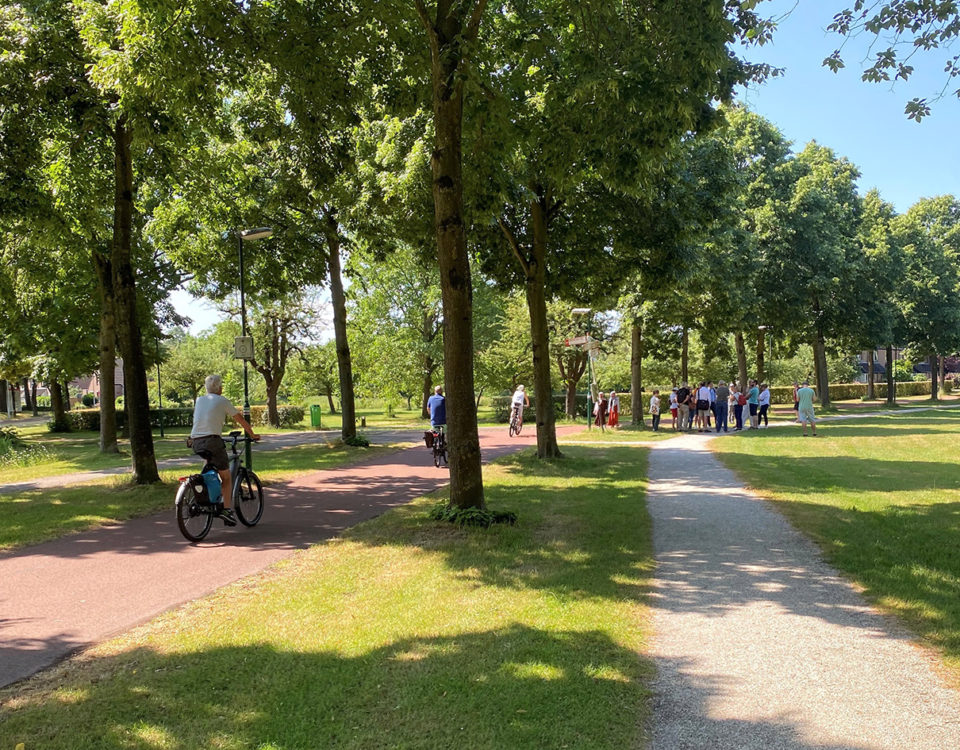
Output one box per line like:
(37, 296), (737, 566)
(517, 385), (525, 391)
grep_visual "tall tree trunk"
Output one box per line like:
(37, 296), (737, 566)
(0, 380), (7, 413)
(525, 196), (560, 459)
(266, 380), (280, 426)
(866, 356), (875, 399)
(94, 250), (119, 453)
(680, 326), (689, 384)
(886, 344), (896, 404)
(938, 355), (946, 393)
(930, 354), (939, 401)
(421, 353), (434, 419)
(756, 328), (766, 383)
(21, 378), (32, 411)
(735, 331), (748, 391)
(631, 322), (644, 426)
(30, 380), (38, 416)
(420, 4), (487, 508)
(62, 379), (72, 411)
(324, 218), (357, 441)
(565, 379), (578, 419)
(813, 329), (830, 408)
(325, 387), (337, 414)
(111, 116), (159, 483)
(50, 381), (66, 426)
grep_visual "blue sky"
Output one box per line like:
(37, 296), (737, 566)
(737, 1), (959, 212)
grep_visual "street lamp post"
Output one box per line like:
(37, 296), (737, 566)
(156, 336), (164, 438)
(572, 308), (593, 428)
(238, 227), (273, 468)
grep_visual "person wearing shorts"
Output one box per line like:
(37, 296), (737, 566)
(796, 381), (817, 436)
(669, 388), (679, 430)
(747, 379), (760, 429)
(190, 374), (260, 525)
(696, 382), (711, 432)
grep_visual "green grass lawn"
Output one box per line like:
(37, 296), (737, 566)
(0, 440), (402, 551)
(712, 411), (960, 678)
(0, 447), (654, 749)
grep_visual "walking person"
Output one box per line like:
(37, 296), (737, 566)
(594, 391), (608, 432)
(608, 390), (620, 429)
(727, 384), (737, 429)
(758, 383), (771, 427)
(650, 389), (661, 432)
(714, 381), (730, 433)
(669, 388), (679, 430)
(797, 380), (818, 436)
(696, 381), (711, 433)
(733, 384), (745, 431)
(747, 379), (760, 429)
(676, 383), (691, 432)
(792, 381), (800, 422)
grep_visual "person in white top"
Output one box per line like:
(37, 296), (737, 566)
(758, 383), (771, 428)
(190, 374), (260, 526)
(649, 389), (661, 432)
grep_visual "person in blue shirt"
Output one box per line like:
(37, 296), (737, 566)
(427, 386), (446, 428)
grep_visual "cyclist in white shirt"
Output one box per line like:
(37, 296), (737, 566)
(190, 374), (260, 526)
(511, 384), (530, 413)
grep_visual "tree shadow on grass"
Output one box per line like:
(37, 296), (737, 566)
(1, 627), (650, 749)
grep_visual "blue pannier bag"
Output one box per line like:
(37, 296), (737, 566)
(202, 468), (222, 504)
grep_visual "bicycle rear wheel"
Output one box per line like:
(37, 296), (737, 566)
(176, 482), (212, 542)
(234, 469), (264, 526)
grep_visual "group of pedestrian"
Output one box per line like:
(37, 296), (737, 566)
(662, 378), (816, 434)
(593, 390), (620, 430)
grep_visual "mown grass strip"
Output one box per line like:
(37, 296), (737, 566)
(1, 447), (654, 749)
(712, 412), (960, 679)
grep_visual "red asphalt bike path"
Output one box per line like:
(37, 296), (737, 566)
(0, 424), (579, 688)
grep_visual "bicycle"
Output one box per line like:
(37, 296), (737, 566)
(176, 431), (264, 542)
(509, 403), (524, 437)
(429, 425), (447, 468)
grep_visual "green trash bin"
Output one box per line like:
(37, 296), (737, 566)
(310, 404), (322, 428)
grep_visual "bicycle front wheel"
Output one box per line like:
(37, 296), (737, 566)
(516, 417), (523, 435)
(234, 469), (264, 526)
(176, 482), (212, 542)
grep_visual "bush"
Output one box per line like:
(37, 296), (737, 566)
(345, 433), (370, 447)
(53, 407), (196, 432)
(248, 404), (306, 428)
(428, 502), (517, 528)
(0, 426), (52, 467)
(766, 380), (946, 404)
(492, 394), (591, 423)
(81, 393), (96, 407)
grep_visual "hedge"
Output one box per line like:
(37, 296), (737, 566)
(248, 404), (305, 428)
(53, 404), (306, 432)
(492, 394), (590, 423)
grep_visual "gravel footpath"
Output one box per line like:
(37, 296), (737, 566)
(646, 433), (960, 750)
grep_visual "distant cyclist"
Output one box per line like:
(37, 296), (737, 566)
(427, 385), (446, 430)
(190, 374), (259, 526)
(511, 385), (530, 422)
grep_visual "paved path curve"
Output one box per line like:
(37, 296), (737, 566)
(0, 425), (576, 688)
(646, 433), (960, 749)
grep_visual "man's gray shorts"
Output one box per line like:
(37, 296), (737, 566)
(192, 435), (229, 470)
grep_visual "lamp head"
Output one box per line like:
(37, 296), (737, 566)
(239, 227), (273, 241)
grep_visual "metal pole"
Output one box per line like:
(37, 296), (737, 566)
(586, 319), (593, 429)
(156, 336), (164, 438)
(239, 233), (252, 468)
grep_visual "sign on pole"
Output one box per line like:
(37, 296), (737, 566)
(564, 335), (589, 347)
(234, 336), (255, 360)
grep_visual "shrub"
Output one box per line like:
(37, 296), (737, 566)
(248, 405), (306, 428)
(428, 502), (518, 528)
(53, 407), (196, 432)
(345, 433), (370, 447)
(81, 393), (96, 407)
(492, 394), (591, 423)
(0, 427), (52, 467)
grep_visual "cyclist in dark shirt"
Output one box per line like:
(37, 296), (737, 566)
(427, 386), (446, 427)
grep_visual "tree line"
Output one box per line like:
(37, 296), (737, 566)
(1, 1), (957, 511)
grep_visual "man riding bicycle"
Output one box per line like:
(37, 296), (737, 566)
(511, 384), (529, 423)
(427, 385), (446, 431)
(190, 374), (260, 526)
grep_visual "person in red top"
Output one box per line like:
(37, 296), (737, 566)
(607, 391), (620, 428)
